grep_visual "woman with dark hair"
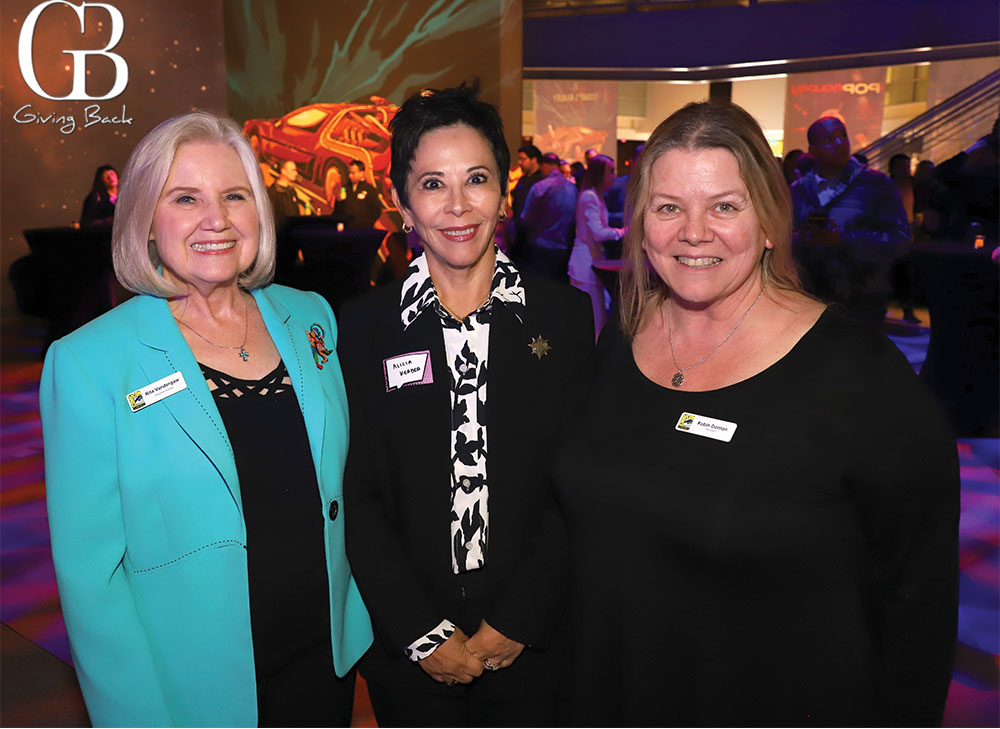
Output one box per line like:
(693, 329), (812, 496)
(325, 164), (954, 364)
(556, 101), (958, 726)
(340, 83), (594, 726)
(80, 164), (118, 226)
(568, 153), (622, 334)
(41, 111), (372, 727)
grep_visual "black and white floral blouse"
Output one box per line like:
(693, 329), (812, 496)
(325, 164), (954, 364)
(399, 246), (526, 662)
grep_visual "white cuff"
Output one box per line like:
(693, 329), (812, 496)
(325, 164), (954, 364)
(404, 618), (458, 662)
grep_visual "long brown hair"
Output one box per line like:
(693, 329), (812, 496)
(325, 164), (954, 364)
(619, 101), (804, 338)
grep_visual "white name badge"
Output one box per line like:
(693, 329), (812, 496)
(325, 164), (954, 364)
(126, 372), (188, 412)
(383, 350), (433, 392)
(674, 411), (737, 442)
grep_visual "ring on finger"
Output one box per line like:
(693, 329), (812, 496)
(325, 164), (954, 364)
(484, 658), (500, 671)
(446, 679), (457, 686)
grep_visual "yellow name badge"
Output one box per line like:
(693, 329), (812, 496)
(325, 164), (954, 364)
(126, 372), (188, 413)
(675, 411), (737, 443)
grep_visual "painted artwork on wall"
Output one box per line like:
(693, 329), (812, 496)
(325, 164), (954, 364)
(243, 97), (399, 219)
(783, 67), (887, 155)
(532, 80), (617, 164)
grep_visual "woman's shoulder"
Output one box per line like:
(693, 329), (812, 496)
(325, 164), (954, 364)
(52, 295), (152, 351)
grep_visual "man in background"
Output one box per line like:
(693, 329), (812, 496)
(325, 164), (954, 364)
(520, 152), (578, 281)
(509, 144), (544, 262)
(791, 116), (910, 328)
(268, 159), (307, 229)
(340, 159), (383, 229)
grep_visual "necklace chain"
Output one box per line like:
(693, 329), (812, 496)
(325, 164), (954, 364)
(666, 283), (767, 387)
(176, 294), (251, 362)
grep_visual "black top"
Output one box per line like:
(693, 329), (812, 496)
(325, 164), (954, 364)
(201, 361), (331, 678)
(267, 184), (301, 230)
(555, 309), (959, 727)
(80, 190), (115, 226)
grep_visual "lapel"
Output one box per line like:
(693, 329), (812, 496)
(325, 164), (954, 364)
(253, 288), (329, 482)
(133, 295), (243, 513)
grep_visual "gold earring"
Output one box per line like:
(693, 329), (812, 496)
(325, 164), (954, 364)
(402, 223), (413, 234)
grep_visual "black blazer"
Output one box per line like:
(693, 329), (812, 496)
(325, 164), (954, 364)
(340, 273), (594, 697)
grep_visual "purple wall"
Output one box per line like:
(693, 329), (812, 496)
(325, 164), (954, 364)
(524, 0), (999, 72)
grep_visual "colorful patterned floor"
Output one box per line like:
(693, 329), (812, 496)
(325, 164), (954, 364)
(1, 317), (997, 726)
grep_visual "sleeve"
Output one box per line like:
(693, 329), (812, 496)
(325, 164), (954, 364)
(840, 176), (912, 263)
(484, 290), (596, 647)
(519, 182), (544, 231)
(339, 305), (456, 655)
(579, 191), (622, 257)
(40, 341), (173, 727)
(846, 341), (959, 726)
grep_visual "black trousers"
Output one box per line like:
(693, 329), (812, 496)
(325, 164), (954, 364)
(367, 680), (557, 728)
(256, 639), (357, 727)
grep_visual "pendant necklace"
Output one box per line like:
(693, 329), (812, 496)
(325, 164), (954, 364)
(177, 294), (251, 362)
(666, 283), (767, 388)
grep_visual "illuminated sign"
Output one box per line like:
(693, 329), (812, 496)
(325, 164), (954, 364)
(790, 82), (883, 96)
(17, 0), (129, 101)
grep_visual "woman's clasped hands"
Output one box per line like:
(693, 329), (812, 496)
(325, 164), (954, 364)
(418, 620), (525, 686)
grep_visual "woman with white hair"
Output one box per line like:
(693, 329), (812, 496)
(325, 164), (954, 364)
(40, 111), (372, 727)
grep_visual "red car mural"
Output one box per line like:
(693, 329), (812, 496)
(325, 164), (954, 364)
(243, 97), (399, 224)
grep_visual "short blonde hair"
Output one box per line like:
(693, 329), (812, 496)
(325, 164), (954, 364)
(619, 101), (804, 338)
(112, 111), (275, 297)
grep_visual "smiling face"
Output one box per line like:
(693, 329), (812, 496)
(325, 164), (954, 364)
(152, 141), (260, 297)
(642, 147), (771, 310)
(392, 123), (502, 280)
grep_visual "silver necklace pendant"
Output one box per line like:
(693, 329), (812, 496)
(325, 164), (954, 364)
(671, 371), (684, 387)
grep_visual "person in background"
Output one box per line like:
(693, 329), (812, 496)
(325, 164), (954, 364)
(41, 111), (372, 727)
(508, 144), (544, 262)
(267, 159), (306, 229)
(80, 164), (118, 227)
(790, 116), (910, 328)
(510, 144), (543, 221)
(520, 152), (579, 281)
(887, 153), (920, 324)
(341, 159), (383, 229)
(560, 159), (573, 180)
(570, 160), (585, 186)
(781, 148), (804, 186)
(340, 82), (594, 728)
(889, 153), (915, 223)
(557, 100), (958, 727)
(925, 120), (999, 247)
(605, 144), (644, 228)
(568, 153), (622, 334)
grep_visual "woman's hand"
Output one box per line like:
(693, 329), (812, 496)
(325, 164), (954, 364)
(417, 627), (484, 685)
(465, 619), (525, 670)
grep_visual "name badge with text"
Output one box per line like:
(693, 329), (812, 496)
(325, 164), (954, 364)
(674, 411), (737, 443)
(384, 351), (433, 392)
(127, 372), (187, 412)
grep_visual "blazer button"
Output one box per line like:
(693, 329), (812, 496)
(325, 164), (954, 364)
(328, 500), (339, 520)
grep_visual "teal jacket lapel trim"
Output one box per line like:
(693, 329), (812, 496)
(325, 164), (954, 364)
(253, 288), (328, 480)
(132, 295), (243, 516)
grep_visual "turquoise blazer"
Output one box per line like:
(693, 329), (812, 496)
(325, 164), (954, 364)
(40, 285), (373, 727)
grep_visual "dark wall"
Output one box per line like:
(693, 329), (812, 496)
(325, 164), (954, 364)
(2, 0), (228, 320)
(524, 0), (999, 71)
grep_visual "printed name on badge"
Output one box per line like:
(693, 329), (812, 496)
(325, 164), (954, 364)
(674, 411), (737, 443)
(384, 350), (433, 392)
(126, 372), (188, 412)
